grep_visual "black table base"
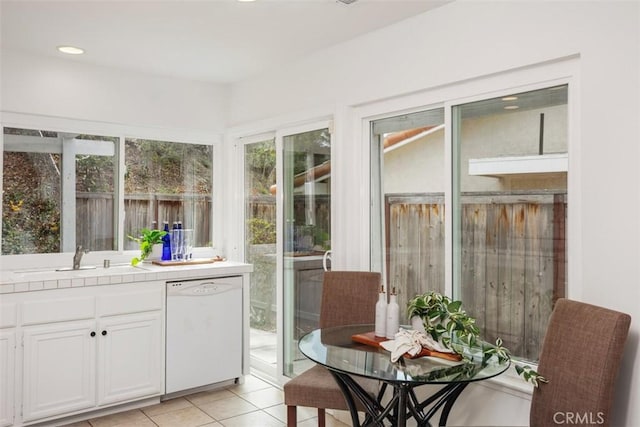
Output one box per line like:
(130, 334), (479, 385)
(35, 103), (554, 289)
(330, 370), (469, 427)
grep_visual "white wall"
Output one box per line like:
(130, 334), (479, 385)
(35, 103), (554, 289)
(383, 105), (567, 194)
(1, 49), (228, 133)
(460, 105), (567, 192)
(229, 1), (640, 425)
(383, 130), (445, 194)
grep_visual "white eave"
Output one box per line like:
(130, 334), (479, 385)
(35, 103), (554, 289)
(468, 153), (568, 176)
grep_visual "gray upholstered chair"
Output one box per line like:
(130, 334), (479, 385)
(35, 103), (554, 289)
(283, 271), (382, 427)
(530, 298), (631, 427)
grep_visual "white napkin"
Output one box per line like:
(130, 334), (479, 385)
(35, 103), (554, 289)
(380, 328), (455, 362)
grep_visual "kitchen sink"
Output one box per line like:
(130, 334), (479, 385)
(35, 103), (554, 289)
(55, 266), (97, 272)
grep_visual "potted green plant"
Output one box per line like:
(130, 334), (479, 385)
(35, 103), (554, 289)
(128, 228), (167, 266)
(407, 291), (547, 387)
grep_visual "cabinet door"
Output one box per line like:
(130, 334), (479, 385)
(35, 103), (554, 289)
(22, 320), (96, 422)
(97, 311), (163, 405)
(0, 330), (15, 427)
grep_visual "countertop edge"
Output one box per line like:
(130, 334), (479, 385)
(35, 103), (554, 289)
(0, 261), (253, 294)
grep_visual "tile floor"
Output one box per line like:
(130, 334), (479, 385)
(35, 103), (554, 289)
(60, 374), (350, 427)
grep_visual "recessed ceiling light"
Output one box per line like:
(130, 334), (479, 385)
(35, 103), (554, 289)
(237, 0), (256, 2)
(502, 96), (518, 101)
(504, 105), (519, 110)
(57, 45), (85, 55)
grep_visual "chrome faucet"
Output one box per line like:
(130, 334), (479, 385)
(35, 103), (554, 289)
(73, 245), (89, 270)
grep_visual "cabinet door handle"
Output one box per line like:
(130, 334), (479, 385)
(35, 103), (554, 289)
(90, 331), (96, 337)
(101, 330), (107, 336)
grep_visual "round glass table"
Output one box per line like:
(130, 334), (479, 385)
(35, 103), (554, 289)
(298, 324), (510, 427)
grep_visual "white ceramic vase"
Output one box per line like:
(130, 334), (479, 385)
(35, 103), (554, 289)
(147, 243), (163, 262)
(411, 315), (427, 334)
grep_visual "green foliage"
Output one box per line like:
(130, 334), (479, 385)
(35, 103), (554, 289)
(247, 218), (276, 244)
(407, 291), (548, 387)
(515, 364), (549, 387)
(312, 228), (330, 250)
(245, 141), (276, 195)
(75, 134), (117, 193)
(128, 228), (167, 266)
(124, 139), (213, 194)
(407, 291), (480, 348)
(2, 186), (61, 255)
(76, 155), (115, 192)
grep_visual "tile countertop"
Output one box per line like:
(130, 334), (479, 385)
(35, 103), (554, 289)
(0, 260), (253, 294)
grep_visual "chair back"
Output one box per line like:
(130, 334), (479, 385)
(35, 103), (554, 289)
(319, 271), (381, 329)
(530, 298), (631, 427)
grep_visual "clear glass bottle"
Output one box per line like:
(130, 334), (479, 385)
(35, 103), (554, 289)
(171, 221), (178, 260)
(386, 287), (400, 339)
(176, 221), (184, 260)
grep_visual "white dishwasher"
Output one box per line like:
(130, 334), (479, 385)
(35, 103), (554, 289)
(165, 276), (243, 394)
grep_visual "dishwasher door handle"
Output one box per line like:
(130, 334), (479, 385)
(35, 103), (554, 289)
(169, 282), (240, 296)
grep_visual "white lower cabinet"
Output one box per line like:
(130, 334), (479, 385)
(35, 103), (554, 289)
(2, 281), (165, 426)
(22, 320), (96, 422)
(0, 329), (16, 427)
(98, 311), (162, 405)
(0, 301), (18, 427)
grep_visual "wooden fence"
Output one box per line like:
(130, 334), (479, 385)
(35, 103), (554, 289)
(246, 194), (276, 225)
(245, 194), (330, 245)
(76, 192), (212, 250)
(386, 191), (566, 360)
(76, 192), (116, 251)
(246, 191), (566, 358)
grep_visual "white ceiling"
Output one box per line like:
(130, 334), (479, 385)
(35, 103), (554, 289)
(0, 0), (448, 84)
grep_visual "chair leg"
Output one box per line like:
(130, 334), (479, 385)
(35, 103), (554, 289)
(317, 408), (326, 427)
(287, 405), (297, 427)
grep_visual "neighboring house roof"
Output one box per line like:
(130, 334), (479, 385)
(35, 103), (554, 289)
(269, 125), (442, 194)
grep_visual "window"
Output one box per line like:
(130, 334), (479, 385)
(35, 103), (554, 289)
(371, 84), (568, 362)
(2, 127), (117, 254)
(124, 138), (213, 250)
(453, 85), (568, 361)
(370, 108), (446, 313)
(1, 127), (215, 256)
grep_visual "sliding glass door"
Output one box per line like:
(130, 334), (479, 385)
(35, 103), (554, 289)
(244, 135), (278, 378)
(280, 123), (331, 378)
(241, 122), (332, 382)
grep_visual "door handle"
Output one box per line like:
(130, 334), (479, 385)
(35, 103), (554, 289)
(323, 250), (332, 272)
